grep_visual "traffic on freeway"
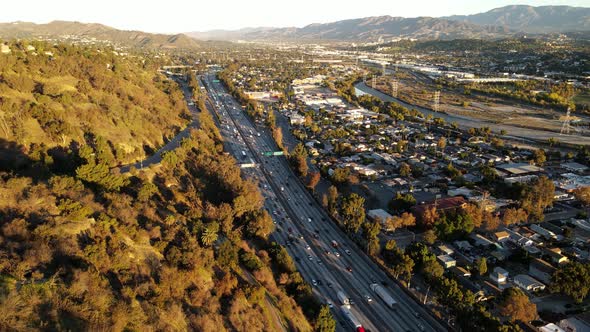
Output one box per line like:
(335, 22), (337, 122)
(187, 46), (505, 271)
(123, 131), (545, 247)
(201, 72), (447, 332)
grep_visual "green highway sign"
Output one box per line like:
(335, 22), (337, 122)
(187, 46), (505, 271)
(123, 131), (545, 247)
(212, 79), (220, 83)
(263, 151), (284, 156)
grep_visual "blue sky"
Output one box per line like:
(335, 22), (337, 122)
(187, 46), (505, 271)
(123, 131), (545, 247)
(1, 0), (588, 33)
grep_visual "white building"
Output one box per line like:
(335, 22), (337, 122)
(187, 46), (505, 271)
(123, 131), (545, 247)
(514, 274), (545, 292)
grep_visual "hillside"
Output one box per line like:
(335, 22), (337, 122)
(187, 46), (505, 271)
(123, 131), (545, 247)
(0, 41), (191, 166)
(445, 5), (590, 34)
(0, 21), (201, 49)
(0, 41), (315, 331)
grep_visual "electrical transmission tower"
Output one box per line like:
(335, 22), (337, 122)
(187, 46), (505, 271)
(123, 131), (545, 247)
(390, 80), (399, 98)
(371, 76), (377, 89)
(433, 90), (441, 112)
(382, 63), (386, 76)
(560, 108), (575, 135)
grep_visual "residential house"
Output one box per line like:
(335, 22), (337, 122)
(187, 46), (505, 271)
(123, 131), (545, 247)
(437, 255), (456, 269)
(559, 312), (590, 332)
(544, 248), (569, 265)
(492, 231), (510, 242)
(490, 267), (509, 285)
(529, 258), (556, 285)
(514, 274), (545, 292)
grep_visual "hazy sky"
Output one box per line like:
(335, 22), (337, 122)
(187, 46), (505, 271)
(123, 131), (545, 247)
(2, 0), (588, 33)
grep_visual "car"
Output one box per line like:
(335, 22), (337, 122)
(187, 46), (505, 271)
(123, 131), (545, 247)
(325, 250), (330, 255)
(418, 324), (425, 331)
(317, 279), (323, 286)
(365, 295), (373, 303)
(295, 257), (300, 262)
(346, 266), (352, 272)
(327, 282), (333, 288)
(345, 250), (351, 255)
(307, 217), (312, 223)
(308, 255), (313, 261)
(312, 280), (317, 286)
(299, 234), (304, 240)
(306, 245), (311, 250)
(334, 251), (340, 257)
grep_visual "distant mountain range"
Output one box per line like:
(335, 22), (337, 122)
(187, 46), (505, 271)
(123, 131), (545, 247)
(445, 5), (590, 33)
(0, 21), (201, 49)
(188, 5), (590, 41)
(0, 5), (588, 46)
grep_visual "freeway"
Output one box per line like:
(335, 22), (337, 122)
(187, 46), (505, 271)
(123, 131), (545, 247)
(201, 72), (448, 332)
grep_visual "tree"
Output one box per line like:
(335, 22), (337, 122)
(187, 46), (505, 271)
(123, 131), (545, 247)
(388, 192), (416, 213)
(422, 257), (444, 279)
(327, 186), (338, 216)
(521, 176), (554, 221)
(437, 137), (447, 153)
(498, 288), (538, 323)
(420, 205), (439, 229)
(399, 162), (411, 177)
(245, 210), (275, 240)
(340, 193), (365, 234)
(573, 187), (590, 206)
(532, 149), (546, 166)
(201, 222), (219, 246)
(422, 229), (437, 245)
(272, 127), (283, 149)
(386, 212), (416, 231)
(362, 220), (381, 255)
(307, 172), (321, 191)
(502, 208), (529, 226)
(315, 305), (336, 332)
(475, 257), (487, 276)
(551, 262), (590, 303)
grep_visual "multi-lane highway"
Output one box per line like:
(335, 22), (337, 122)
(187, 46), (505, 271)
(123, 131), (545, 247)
(201, 72), (447, 332)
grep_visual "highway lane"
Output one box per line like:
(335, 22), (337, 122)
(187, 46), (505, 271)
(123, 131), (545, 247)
(203, 73), (447, 332)
(202, 77), (356, 331)
(205, 73), (438, 332)
(204, 76), (385, 331)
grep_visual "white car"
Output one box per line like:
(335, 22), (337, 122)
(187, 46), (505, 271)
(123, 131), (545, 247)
(345, 249), (351, 255)
(306, 245), (311, 250)
(307, 217), (312, 223)
(312, 280), (317, 286)
(365, 295), (373, 303)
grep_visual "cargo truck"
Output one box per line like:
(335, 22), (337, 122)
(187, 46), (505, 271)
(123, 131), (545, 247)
(337, 291), (350, 305)
(370, 283), (397, 308)
(340, 305), (366, 332)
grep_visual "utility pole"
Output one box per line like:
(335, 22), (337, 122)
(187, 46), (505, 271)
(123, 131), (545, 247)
(433, 90), (441, 112)
(560, 107), (574, 135)
(390, 79), (399, 98)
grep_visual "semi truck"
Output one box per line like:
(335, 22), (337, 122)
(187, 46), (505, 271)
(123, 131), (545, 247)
(340, 305), (366, 332)
(370, 283), (397, 308)
(337, 290), (350, 305)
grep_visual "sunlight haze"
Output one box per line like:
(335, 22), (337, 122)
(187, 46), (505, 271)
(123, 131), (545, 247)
(1, 0), (588, 33)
